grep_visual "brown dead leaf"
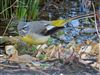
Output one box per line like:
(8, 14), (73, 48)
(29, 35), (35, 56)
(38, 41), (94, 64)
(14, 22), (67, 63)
(45, 44), (63, 59)
(8, 50), (19, 62)
(49, 45), (56, 58)
(75, 40), (99, 56)
(44, 44), (75, 61)
(54, 44), (63, 59)
(95, 43), (100, 67)
(75, 44), (83, 53)
(91, 43), (100, 55)
(45, 45), (55, 58)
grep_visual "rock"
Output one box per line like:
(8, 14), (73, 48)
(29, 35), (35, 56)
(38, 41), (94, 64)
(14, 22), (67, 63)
(5, 45), (17, 56)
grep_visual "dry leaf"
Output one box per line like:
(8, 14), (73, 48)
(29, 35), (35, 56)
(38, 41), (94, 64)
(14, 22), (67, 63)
(8, 50), (19, 62)
(75, 44), (83, 53)
(75, 41), (99, 58)
(91, 43), (100, 55)
(98, 46), (100, 63)
(49, 45), (56, 58)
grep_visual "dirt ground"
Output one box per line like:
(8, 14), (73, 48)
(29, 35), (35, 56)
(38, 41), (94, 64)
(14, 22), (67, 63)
(0, 60), (99, 75)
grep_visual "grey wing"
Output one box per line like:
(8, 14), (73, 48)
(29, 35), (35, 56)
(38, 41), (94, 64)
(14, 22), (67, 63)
(28, 21), (47, 34)
(17, 21), (51, 36)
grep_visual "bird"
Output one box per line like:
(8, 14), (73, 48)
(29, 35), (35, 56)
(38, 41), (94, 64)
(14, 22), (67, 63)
(17, 13), (94, 45)
(17, 20), (66, 45)
(17, 21), (51, 45)
(17, 20), (69, 45)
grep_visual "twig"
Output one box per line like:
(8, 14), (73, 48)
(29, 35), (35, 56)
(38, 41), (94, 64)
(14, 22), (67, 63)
(0, 0), (26, 15)
(31, 65), (50, 75)
(92, 2), (100, 39)
(0, 0), (17, 15)
(0, 64), (49, 74)
(3, 17), (13, 36)
(41, 58), (61, 63)
(0, 64), (19, 68)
